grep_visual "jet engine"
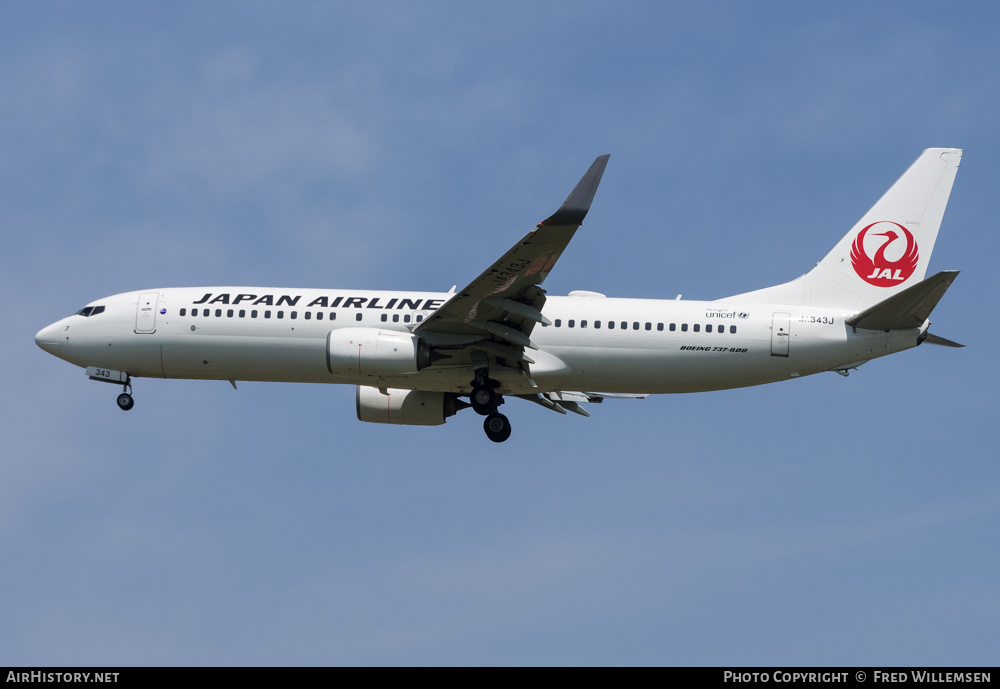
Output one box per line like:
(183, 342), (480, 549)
(356, 386), (465, 426)
(326, 328), (433, 380)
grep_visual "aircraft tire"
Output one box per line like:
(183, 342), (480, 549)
(471, 386), (498, 415)
(484, 413), (511, 443)
(116, 393), (134, 411)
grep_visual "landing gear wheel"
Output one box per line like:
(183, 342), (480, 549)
(484, 413), (511, 443)
(116, 392), (134, 411)
(470, 385), (499, 416)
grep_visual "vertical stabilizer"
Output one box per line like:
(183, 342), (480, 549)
(726, 148), (962, 310)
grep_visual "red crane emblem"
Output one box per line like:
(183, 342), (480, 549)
(850, 221), (919, 287)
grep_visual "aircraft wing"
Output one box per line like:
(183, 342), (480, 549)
(414, 155), (610, 345)
(517, 390), (648, 417)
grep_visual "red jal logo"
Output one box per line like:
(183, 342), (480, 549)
(850, 221), (919, 287)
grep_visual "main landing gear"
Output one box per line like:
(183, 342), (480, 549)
(470, 375), (511, 443)
(483, 412), (511, 443)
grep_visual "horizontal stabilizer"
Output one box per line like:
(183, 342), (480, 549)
(922, 333), (965, 348)
(845, 271), (959, 331)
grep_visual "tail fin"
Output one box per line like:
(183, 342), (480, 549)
(727, 148), (962, 310)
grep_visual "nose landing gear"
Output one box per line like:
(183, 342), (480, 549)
(116, 379), (134, 411)
(116, 392), (134, 410)
(85, 367), (135, 411)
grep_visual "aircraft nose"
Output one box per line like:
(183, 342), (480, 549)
(35, 322), (63, 355)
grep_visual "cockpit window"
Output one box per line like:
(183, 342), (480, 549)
(75, 305), (105, 317)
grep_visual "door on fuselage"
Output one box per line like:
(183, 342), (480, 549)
(771, 312), (790, 357)
(135, 292), (159, 333)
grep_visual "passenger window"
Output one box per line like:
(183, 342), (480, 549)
(264, 311), (271, 319)
(657, 323), (663, 331)
(670, 323), (676, 331)
(215, 309), (222, 317)
(330, 312), (336, 321)
(681, 323), (688, 332)
(595, 321), (601, 329)
(290, 311), (297, 319)
(316, 312), (323, 321)
(568, 320), (575, 328)
(393, 314), (400, 323)
(608, 321), (614, 330)
(693, 324), (700, 332)
(633, 322), (639, 330)
(227, 309), (234, 317)
(304, 312), (311, 320)
(381, 314), (388, 322)
(277, 311), (284, 319)
(251, 310), (258, 318)
(621, 322), (627, 329)
(555, 319), (562, 327)
(180, 308), (187, 316)
(730, 325), (737, 334)
(404, 315), (411, 323)
(356, 313), (362, 321)
(645, 322), (651, 331)
(239, 310), (246, 318)
(706, 324), (713, 333)
(417, 315), (423, 322)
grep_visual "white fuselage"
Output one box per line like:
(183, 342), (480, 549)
(34, 287), (923, 395)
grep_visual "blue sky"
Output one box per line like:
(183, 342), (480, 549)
(3, 1), (998, 665)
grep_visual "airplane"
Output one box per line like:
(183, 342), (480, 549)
(35, 149), (963, 443)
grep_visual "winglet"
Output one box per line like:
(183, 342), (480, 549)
(539, 154), (610, 226)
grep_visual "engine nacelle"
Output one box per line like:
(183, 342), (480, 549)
(327, 328), (432, 380)
(356, 386), (462, 426)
